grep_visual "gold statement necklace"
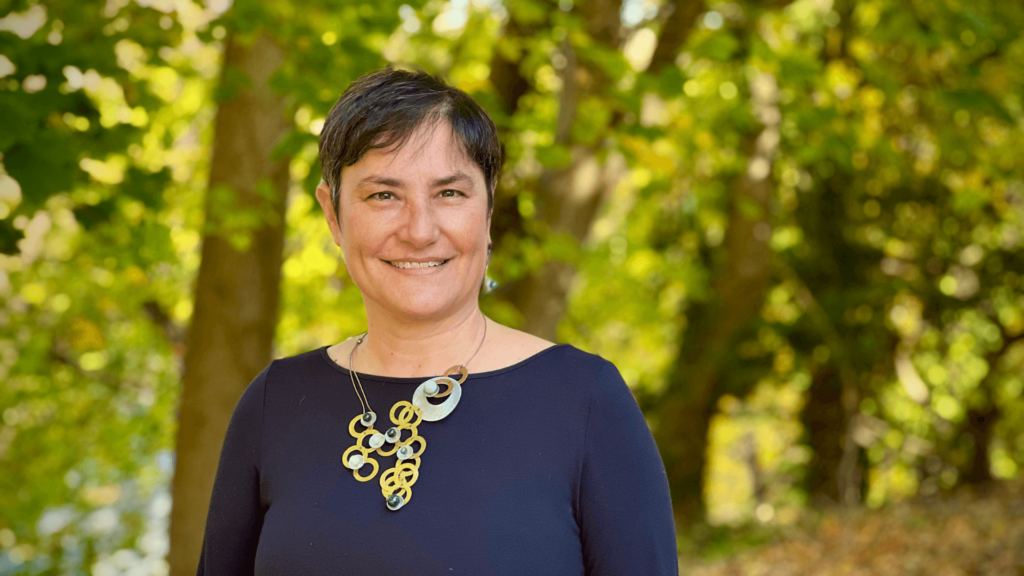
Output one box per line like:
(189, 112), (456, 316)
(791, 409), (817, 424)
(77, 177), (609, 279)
(342, 316), (487, 511)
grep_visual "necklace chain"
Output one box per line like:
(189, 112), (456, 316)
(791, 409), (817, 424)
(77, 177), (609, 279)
(347, 314), (488, 417)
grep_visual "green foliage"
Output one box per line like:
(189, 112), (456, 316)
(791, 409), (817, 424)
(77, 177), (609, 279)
(0, 0), (183, 250)
(2, 0), (1024, 571)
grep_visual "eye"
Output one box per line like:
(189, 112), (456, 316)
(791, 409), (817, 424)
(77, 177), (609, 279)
(369, 191), (395, 201)
(439, 189), (464, 198)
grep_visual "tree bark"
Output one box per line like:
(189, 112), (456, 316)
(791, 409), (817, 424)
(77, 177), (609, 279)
(962, 404), (997, 484)
(491, 1), (703, 340)
(648, 0), (704, 73)
(803, 365), (846, 503)
(168, 32), (290, 576)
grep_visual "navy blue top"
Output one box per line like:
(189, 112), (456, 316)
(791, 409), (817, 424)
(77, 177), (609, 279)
(197, 344), (678, 575)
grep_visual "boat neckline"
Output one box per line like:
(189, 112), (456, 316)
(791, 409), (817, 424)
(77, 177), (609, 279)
(317, 343), (570, 384)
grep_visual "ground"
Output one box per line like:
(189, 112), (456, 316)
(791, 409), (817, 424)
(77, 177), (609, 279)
(682, 482), (1024, 576)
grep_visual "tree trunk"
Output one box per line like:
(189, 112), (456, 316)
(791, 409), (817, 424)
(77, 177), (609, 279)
(168, 32), (290, 576)
(782, 186), (865, 507)
(647, 0), (705, 73)
(962, 335), (1022, 484)
(655, 73), (780, 528)
(492, 1), (703, 340)
(962, 405), (996, 484)
(803, 365), (846, 504)
(514, 146), (626, 340)
(503, 0), (621, 341)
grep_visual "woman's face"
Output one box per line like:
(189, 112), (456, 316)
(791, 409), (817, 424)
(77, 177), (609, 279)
(316, 121), (491, 323)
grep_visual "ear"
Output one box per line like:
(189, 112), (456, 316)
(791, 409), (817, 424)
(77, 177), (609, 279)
(486, 207), (493, 261)
(315, 182), (343, 247)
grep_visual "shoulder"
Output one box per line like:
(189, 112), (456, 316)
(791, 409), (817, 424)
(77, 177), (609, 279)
(239, 347), (341, 406)
(511, 342), (633, 405)
(477, 319), (621, 383)
(538, 344), (622, 381)
(263, 346), (335, 380)
(536, 347), (642, 428)
(476, 317), (626, 389)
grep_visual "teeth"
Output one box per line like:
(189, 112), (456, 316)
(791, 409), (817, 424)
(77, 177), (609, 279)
(388, 260), (447, 269)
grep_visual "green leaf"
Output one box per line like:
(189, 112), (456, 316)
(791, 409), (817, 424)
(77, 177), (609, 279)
(4, 135), (79, 208)
(656, 66), (686, 99)
(536, 143), (572, 168)
(691, 32), (740, 62)
(941, 89), (1014, 124)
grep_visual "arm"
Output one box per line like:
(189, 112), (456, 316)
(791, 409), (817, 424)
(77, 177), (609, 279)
(578, 361), (678, 576)
(196, 366), (269, 576)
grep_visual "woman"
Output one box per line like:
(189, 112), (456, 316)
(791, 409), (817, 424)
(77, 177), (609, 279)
(197, 68), (677, 575)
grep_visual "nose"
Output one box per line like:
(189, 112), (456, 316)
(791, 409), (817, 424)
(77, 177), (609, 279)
(398, 195), (440, 248)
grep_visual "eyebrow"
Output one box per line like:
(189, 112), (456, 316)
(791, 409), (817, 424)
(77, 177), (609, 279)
(430, 172), (475, 188)
(354, 172), (475, 190)
(355, 175), (403, 188)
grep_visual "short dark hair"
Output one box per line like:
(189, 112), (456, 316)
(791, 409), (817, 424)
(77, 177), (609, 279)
(318, 67), (501, 214)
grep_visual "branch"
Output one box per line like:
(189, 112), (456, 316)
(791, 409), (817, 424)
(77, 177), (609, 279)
(143, 299), (186, 349)
(577, 0), (624, 47)
(553, 37), (579, 144)
(488, 16), (532, 115)
(985, 329), (1024, 371)
(51, 341), (125, 391)
(648, 0), (705, 74)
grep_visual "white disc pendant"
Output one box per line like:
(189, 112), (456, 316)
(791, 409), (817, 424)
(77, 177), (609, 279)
(412, 377), (462, 422)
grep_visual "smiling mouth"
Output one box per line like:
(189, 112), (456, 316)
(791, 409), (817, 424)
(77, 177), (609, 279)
(384, 259), (451, 269)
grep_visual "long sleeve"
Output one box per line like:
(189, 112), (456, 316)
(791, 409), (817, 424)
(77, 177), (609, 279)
(577, 361), (678, 576)
(196, 366), (268, 576)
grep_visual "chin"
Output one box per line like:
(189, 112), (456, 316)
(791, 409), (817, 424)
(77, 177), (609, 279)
(382, 290), (468, 321)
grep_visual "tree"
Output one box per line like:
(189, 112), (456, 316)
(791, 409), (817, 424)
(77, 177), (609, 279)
(486, 0), (704, 341)
(3, 0), (1024, 573)
(166, 1), (409, 572)
(166, 29), (290, 576)
(1, 1), (201, 571)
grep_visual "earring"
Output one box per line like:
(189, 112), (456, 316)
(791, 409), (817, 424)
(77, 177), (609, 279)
(482, 276), (498, 293)
(482, 243), (497, 293)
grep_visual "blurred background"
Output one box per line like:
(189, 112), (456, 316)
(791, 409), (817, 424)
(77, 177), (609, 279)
(1, 0), (1023, 574)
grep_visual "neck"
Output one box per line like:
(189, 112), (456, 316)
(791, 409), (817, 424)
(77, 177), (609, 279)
(356, 301), (487, 378)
